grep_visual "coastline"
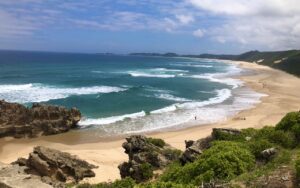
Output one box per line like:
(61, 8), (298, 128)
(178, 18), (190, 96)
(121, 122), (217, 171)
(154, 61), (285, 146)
(1, 60), (300, 183)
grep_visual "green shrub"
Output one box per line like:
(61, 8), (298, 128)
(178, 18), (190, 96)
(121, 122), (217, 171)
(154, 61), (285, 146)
(253, 126), (296, 148)
(268, 130), (296, 148)
(146, 137), (166, 148)
(137, 181), (195, 188)
(76, 177), (136, 188)
(253, 126), (275, 140)
(295, 156), (300, 178)
(161, 148), (182, 161)
(241, 128), (258, 138)
(247, 139), (273, 159)
(276, 112), (300, 141)
(276, 112), (300, 131)
(139, 163), (154, 181)
(212, 130), (244, 142)
(160, 141), (255, 185)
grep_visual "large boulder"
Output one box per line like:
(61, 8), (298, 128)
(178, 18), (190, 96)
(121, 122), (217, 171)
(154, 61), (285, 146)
(118, 135), (181, 182)
(0, 100), (81, 138)
(13, 146), (97, 186)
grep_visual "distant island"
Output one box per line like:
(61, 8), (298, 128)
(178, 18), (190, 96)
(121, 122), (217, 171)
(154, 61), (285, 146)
(130, 50), (300, 77)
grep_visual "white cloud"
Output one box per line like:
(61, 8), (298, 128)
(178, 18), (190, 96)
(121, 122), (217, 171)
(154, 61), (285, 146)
(176, 14), (194, 25)
(188, 0), (300, 50)
(193, 29), (204, 38)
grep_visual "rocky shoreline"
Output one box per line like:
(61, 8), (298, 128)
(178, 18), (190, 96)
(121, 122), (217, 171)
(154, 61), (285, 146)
(0, 100), (81, 138)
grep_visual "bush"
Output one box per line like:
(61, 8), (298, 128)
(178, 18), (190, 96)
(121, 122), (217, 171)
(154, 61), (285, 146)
(276, 112), (300, 131)
(253, 126), (275, 140)
(146, 137), (166, 148)
(247, 139), (273, 159)
(268, 130), (296, 148)
(241, 128), (258, 138)
(160, 141), (255, 185)
(253, 126), (296, 148)
(76, 177), (136, 188)
(212, 130), (244, 142)
(139, 163), (154, 181)
(161, 148), (182, 161)
(137, 181), (195, 188)
(276, 111), (300, 140)
(295, 157), (300, 178)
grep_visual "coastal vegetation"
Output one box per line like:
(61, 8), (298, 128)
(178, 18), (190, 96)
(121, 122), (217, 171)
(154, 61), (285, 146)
(76, 110), (300, 188)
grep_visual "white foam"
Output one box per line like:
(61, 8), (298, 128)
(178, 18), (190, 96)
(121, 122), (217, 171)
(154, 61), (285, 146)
(151, 104), (178, 114)
(154, 93), (191, 102)
(128, 71), (175, 78)
(153, 68), (189, 72)
(0, 84), (127, 103)
(171, 63), (213, 68)
(179, 89), (232, 109)
(79, 111), (146, 126)
(188, 65), (244, 89)
(88, 88), (266, 136)
(150, 88), (231, 115)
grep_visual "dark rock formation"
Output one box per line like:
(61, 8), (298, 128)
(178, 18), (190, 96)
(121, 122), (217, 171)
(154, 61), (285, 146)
(118, 135), (181, 182)
(0, 100), (81, 138)
(13, 146), (97, 187)
(180, 136), (213, 165)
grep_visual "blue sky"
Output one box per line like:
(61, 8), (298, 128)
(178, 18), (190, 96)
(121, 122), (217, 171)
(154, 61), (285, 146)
(0, 0), (299, 54)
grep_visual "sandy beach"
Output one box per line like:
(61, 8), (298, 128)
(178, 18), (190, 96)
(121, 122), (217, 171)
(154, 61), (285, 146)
(1, 61), (300, 184)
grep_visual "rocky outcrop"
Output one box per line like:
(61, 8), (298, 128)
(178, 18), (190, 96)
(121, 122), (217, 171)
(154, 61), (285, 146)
(13, 146), (97, 187)
(118, 135), (181, 182)
(180, 136), (213, 165)
(0, 100), (81, 138)
(0, 163), (53, 188)
(179, 128), (242, 165)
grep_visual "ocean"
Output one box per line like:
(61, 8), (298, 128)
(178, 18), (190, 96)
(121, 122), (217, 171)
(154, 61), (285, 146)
(0, 51), (266, 136)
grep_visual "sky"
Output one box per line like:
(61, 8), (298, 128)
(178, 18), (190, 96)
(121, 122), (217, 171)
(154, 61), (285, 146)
(0, 0), (300, 54)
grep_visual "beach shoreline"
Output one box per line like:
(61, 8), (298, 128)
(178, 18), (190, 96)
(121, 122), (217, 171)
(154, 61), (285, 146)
(1, 60), (300, 184)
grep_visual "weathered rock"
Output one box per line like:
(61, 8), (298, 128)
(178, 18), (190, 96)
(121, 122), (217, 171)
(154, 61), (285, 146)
(0, 163), (52, 188)
(0, 100), (81, 138)
(13, 146), (97, 186)
(212, 128), (242, 138)
(261, 147), (277, 160)
(118, 135), (181, 182)
(180, 136), (213, 165)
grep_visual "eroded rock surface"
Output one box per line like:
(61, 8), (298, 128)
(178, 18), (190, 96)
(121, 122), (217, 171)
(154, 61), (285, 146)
(13, 146), (97, 187)
(118, 135), (181, 182)
(0, 100), (81, 138)
(180, 136), (213, 165)
(0, 163), (52, 188)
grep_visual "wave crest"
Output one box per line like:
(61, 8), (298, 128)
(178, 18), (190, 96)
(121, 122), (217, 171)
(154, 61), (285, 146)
(0, 83), (127, 103)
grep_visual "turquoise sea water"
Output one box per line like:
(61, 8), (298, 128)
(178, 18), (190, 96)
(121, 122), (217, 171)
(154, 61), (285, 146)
(0, 51), (265, 136)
